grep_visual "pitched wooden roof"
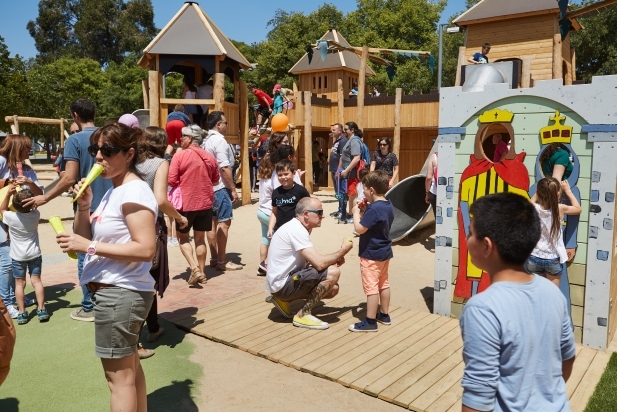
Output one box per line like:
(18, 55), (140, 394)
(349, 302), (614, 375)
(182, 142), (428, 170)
(289, 29), (375, 76)
(141, 2), (250, 68)
(455, 0), (564, 25)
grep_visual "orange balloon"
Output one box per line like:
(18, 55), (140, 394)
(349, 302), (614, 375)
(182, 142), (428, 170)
(271, 113), (289, 132)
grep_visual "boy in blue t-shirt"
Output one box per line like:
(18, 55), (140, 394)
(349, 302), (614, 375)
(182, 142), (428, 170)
(349, 170), (394, 332)
(468, 43), (490, 64)
(460, 193), (575, 411)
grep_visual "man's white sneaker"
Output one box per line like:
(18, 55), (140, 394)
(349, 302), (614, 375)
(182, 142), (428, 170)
(7, 304), (19, 319)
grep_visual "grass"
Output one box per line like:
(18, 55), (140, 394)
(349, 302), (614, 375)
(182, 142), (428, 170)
(584, 352), (617, 412)
(0, 286), (203, 412)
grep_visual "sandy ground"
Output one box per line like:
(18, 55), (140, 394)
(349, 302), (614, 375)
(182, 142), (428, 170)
(34, 188), (436, 411)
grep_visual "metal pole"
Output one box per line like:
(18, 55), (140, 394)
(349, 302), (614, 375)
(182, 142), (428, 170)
(438, 24), (444, 89)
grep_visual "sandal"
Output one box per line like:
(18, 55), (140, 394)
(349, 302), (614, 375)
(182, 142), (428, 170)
(188, 268), (205, 285)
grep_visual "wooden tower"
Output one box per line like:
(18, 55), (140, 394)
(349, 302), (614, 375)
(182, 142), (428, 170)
(453, 0), (581, 85)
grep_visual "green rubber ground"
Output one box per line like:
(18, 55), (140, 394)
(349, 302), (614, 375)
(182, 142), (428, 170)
(0, 286), (202, 411)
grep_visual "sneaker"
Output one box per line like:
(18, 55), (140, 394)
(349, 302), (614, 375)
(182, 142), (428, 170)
(37, 308), (50, 322)
(293, 314), (329, 330)
(349, 319), (378, 332)
(25, 296), (36, 307)
(17, 311), (28, 325)
(188, 268), (205, 286)
(266, 295), (293, 318)
(329, 211), (341, 218)
(138, 345), (155, 359)
(61, 191), (71, 197)
(345, 216), (354, 224)
(209, 258), (218, 268)
(71, 308), (95, 322)
(376, 312), (391, 325)
(216, 260), (243, 271)
(146, 327), (165, 343)
(7, 304), (19, 319)
(170, 238), (179, 247)
(257, 267), (266, 276)
(259, 261), (267, 272)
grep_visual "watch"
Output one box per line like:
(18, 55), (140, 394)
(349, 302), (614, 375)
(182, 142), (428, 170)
(87, 241), (98, 256)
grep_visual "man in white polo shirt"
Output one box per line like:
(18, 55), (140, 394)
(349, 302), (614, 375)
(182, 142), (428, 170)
(266, 197), (353, 330)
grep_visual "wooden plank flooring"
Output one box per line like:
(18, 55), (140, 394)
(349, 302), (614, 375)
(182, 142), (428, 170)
(170, 291), (609, 411)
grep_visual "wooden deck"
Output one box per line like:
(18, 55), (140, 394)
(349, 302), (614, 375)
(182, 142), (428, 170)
(167, 290), (610, 411)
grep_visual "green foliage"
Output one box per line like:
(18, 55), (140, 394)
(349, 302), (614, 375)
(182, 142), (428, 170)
(0, 37), (29, 127)
(164, 73), (184, 100)
(465, 0), (481, 9)
(584, 352), (617, 412)
(570, 1), (617, 83)
(28, 0), (156, 65)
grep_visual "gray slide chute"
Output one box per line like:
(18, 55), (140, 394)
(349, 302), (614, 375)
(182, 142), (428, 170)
(386, 141), (437, 242)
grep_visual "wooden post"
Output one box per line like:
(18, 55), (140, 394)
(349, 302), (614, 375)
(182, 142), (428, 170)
(303, 91), (313, 194)
(455, 46), (466, 87)
(142, 79), (149, 109)
(148, 71), (160, 127)
(393, 88), (402, 185)
(565, 60), (573, 85)
(239, 80), (251, 206)
(521, 58), (532, 88)
(60, 119), (65, 148)
(12, 115), (19, 135)
(213, 73), (225, 112)
(553, 19), (563, 81)
(571, 49), (577, 81)
(357, 45), (369, 129)
(337, 79), (345, 126)
(293, 82), (301, 129)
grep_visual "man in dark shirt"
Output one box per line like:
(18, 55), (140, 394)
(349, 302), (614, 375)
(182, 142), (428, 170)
(328, 123), (348, 218)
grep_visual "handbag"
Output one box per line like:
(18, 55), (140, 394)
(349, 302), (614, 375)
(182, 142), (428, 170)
(167, 185), (182, 210)
(151, 220), (163, 270)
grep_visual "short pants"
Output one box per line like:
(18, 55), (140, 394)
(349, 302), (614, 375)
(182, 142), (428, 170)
(360, 258), (390, 295)
(212, 188), (233, 222)
(92, 286), (154, 359)
(272, 266), (328, 302)
(177, 209), (213, 234)
(525, 255), (562, 276)
(12, 255), (42, 279)
(165, 119), (184, 146)
(347, 177), (359, 196)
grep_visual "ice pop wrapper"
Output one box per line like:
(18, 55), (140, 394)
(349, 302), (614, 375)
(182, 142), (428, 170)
(16, 162), (22, 177)
(48, 215), (77, 260)
(72, 164), (104, 203)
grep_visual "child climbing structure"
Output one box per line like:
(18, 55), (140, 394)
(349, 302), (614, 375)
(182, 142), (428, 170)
(432, 74), (617, 350)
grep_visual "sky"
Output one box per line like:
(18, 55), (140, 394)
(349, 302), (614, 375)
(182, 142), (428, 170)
(0, 0), (467, 59)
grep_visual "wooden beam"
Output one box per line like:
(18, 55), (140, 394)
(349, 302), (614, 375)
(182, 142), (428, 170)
(522, 58), (532, 88)
(4, 116), (63, 126)
(159, 98), (215, 105)
(357, 45), (368, 130)
(571, 48), (577, 81)
(213, 73), (225, 112)
(13, 115), (19, 134)
(304, 91), (313, 194)
(455, 47), (466, 87)
(60, 119), (65, 149)
(142, 79), (149, 109)
(392, 88), (402, 186)
(148, 70), (160, 127)
(239, 80), (251, 206)
(337, 79), (344, 126)
(553, 18), (563, 81)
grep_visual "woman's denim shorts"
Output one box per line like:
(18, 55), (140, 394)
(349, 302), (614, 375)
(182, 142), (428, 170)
(525, 255), (562, 276)
(92, 286), (154, 359)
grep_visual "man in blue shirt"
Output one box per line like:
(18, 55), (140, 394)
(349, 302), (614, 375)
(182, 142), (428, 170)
(460, 193), (575, 412)
(24, 98), (113, 322)
(468, 43), (490, 64)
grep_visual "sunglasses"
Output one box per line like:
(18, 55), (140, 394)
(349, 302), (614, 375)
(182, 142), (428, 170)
(380, 143), (388, 146)
(306, 209), (324, 217)
(88, 143), (123, 158)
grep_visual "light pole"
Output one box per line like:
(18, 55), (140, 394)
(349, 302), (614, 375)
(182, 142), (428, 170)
(438, 24), (461, 90)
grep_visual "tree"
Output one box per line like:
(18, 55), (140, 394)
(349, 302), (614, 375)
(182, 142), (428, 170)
(0, 37), (29, 132)
(570, 1), (617, 82)
(28, 0), (157, 65)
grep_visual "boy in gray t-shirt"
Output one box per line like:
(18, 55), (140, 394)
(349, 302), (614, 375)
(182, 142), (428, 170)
(460, 193), (575, 412)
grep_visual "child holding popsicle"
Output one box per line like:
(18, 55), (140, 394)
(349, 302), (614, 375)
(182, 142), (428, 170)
(0, 184), (47, 324)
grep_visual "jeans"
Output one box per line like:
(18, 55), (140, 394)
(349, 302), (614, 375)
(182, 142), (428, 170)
(525, 255), (562, 276)
(0, 241), (15, 306)
(337, 175), (349, 217)
(78, 253), (93, 312)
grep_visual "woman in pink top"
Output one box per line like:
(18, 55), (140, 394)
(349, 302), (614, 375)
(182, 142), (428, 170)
(168, 125), (220, 285)
(492, 133), (508, 162)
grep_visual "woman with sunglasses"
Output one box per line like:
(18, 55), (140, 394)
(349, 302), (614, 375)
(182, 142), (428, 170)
(0, 135), (43, 319)
(57, 123), (158, 412)
(370, 137), (399, 189)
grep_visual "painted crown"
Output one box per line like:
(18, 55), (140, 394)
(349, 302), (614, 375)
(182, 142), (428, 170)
(478, 108), (514, 124)
(540, 111), (573, 145)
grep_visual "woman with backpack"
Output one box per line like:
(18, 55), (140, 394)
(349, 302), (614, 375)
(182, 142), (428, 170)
(337, 121), (369, 224)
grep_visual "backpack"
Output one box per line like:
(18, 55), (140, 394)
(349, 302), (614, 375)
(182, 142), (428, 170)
(354, 136), (370, 171)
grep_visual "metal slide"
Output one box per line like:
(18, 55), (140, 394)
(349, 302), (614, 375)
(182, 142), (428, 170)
(385, 141), (437, 242)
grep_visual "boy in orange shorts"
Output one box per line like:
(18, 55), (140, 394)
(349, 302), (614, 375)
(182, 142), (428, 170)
(349, 170), (394, 332)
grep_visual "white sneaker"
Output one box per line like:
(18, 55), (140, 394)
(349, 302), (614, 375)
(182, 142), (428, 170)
(7, 304), (19, 319)
(168, 238), (179, 247)
(61, 192), (71, 197)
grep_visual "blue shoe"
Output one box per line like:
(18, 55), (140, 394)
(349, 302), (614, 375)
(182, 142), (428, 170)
(17, 311), (29, 325)
(25, 297), (36, 307)
(376, 312), (391, 325)
(37, 308), (50, 322)
(349, 319), (378, 332)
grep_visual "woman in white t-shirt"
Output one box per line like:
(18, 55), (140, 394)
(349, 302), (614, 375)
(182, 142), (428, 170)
(57, 123), (158, 412)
